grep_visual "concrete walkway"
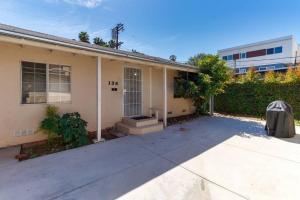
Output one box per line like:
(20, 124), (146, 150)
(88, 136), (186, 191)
(1, 115), (300, 200)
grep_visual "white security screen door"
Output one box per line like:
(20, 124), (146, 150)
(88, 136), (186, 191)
(124, 67), (142, 117)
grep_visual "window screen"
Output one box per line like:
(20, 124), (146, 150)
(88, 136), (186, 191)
(22, 62), (47, 104)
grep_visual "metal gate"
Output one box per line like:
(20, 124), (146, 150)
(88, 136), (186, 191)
(123, 67), (142, 117)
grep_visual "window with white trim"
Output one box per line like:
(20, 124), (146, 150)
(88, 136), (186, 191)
(239, 68), (247, 74)
(267, 66), (275, 71)
(21, 61), (71, 104)
(240, 53), (246, 59)
(22, 62), (47, 104)
(259, 66), (267, 71)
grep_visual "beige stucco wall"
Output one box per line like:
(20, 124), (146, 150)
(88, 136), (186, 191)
(0, 42), (97, 148)
(167, 70), (195, 117)
(101, 60), (151, 128)
(152, 68), (195, 119)
(0, 42), (194, 148)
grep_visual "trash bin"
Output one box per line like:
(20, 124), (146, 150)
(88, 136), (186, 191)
(265, 100), (295, 138)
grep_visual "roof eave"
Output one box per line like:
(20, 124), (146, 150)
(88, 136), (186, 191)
(0, 29), (197, 72)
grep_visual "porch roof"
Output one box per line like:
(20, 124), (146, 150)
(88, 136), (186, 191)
(0, 23), (196, 71)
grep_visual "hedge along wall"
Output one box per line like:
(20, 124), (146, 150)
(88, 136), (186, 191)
(215, 82), (300, 119)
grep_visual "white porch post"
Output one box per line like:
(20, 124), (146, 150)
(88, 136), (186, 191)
(96, 56), (103, 142)
(163, 67), (167, 127)
(149, 67), (152, 113)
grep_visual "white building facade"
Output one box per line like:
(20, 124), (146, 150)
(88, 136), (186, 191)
(218, 36), (298, 74)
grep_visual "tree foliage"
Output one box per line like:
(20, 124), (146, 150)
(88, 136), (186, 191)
(169, 55), (177, 61)
(78, 32), (90, 43)
(264, 70), (277, 83)
(176, 54), (230, 114)
(187, 53), (207, 66)
(235, 66), (300, 83)
(285, 67), (297, 83)
(78, 28), (124, 49)
(108, 40), (117, 48)
(244, 67), (261, 82)
(216, 65), (300, 119)
(93, 37), (108, 47)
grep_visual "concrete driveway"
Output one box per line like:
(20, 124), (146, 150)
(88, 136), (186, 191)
(1, 115), (300, 200)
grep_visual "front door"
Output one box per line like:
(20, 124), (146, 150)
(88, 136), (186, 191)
(124, 67), (142, 117)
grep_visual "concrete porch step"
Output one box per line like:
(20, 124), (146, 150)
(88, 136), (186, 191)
(116, 122), (164, 135)
(122, 117), (158, 128)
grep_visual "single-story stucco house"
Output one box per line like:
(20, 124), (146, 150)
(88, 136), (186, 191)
(0, 24), (197, 148)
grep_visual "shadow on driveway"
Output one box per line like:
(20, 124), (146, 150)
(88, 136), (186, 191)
(0, 115), (299, 200)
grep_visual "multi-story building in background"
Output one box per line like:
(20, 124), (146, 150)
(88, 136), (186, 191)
(218, 36), (298, 75)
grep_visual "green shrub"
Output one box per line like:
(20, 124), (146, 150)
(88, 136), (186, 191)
(175, 55), (230, 114)
(59, 112), (89, 147)
(40, 105), (60, 141)
(215, 82), (300, 119)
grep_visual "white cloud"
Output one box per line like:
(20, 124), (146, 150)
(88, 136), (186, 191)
(46, 0), (104, 8)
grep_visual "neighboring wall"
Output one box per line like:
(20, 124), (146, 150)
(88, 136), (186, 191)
(0, 42), (97, 147)
(218, 36), (297, 69)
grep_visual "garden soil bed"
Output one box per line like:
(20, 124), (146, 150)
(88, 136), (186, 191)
(16, 130), (124, 161)
(16, 115), (203, 161)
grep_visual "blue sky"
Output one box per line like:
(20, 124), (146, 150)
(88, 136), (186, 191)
(1, 0), (300, 62)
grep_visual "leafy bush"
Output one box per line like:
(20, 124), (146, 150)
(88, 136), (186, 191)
(59, 112), (89, 147)
(40, 105), (60, 141)
(215, 81), (300, 119)
(175, 54), (230, 114)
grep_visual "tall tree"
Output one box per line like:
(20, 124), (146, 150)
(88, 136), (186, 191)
(93, 37), (108, 47)
(108, 40), (117, 48)
(187, 53), (206, 66)
(107, 40), (123, 49)
(169, 55), (177, 62)
(78, 32), (90, 43)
